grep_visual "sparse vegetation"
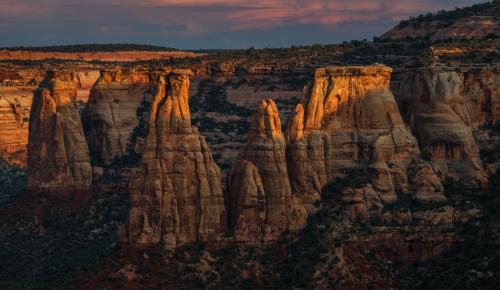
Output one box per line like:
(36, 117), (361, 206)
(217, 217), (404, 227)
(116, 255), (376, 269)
(190, 79), (250, 116)
(0, 189), (129, 289)
(0, 158), (27, 205)
(398, 169), (500, 289)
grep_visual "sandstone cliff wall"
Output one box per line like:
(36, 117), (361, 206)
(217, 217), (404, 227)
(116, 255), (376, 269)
(391, 66), (499, 183)
(82, 68), (151, 164)
(0, 95), (29, 166)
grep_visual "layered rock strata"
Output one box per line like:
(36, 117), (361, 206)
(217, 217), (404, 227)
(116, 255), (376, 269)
(228, 99), (307, 244)
(128, 69), (226, 250)
(27, 71), (92, 192)
(82, 68), (151, 164)
(286, 65), (446, 204)
(0, 95), (28, 166)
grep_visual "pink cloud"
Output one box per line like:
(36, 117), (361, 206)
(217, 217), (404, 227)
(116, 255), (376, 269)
(0, 0), (484, 34)
(133, 0), (465, 31)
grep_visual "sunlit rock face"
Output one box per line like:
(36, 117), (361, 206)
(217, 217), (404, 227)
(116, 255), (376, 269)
(82, 68), (151, 164)
(127, 69), (227, 251)
(27, 71), (92, 192)
(0, 95), (29, 166)
(391, 67), (496, 184)
(286, 65), (446, 204)
(228, 99), (307, 244)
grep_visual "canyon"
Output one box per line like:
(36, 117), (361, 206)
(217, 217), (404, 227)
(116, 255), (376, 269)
(0, 66), (497, 288)
(0, 2), (498, 288)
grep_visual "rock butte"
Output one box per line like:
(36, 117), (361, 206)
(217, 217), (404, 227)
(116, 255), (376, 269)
(127, 69), (227, 251)
(286, 65), (446, 209)
(27, 70), (92, 193)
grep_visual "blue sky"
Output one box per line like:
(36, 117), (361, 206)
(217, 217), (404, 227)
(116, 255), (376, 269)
(0, 0), (488, 49)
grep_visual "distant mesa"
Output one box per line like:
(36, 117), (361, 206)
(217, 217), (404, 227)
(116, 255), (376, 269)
(0, 44), (203, 62)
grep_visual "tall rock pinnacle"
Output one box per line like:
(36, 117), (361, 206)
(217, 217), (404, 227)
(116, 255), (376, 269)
(127, 69), (227, 251)
(27, 71), (92, 193)
(228, 99), (307, 244)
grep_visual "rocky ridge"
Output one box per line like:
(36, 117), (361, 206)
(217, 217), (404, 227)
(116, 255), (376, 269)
(381, 1), (500, 41)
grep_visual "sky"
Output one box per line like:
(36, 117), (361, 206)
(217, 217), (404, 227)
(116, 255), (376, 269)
(0, 0), (488, 49)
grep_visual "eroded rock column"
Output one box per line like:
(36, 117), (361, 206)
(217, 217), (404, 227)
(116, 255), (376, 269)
(27, 71), (92, 192)
(228, 99), (307, 244)
(128, 69), (227, 251)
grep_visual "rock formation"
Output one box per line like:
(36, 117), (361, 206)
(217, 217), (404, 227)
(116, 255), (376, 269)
(286, 65), (446, 204)
(128, 69), (226, 251)
(391, 67), (492, 184)
(340, 184), (382, 220)
(228, 99), (307, 244)
(285, 104), (321, 211)
(82, 68), (151, 164)
(27, 71), (92, 192)
(407, 159), (446, 203)
(0, 95), (28, 166)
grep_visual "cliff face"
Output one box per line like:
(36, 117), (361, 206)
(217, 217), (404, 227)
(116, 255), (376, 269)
(82, 68), (151, 164)
(289, 65), (442, 204)
(27, 71), (92, 192)
(0, 95), (29, 166)
(228, 99), (307, 244)
(391, 67), (496, 183)
(128, 69), (227, 251)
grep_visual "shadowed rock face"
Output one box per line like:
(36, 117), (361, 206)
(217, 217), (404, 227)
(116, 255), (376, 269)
(82, 68), (151, 164)
(128, 69), (227, 251)
(27, 71), (92, 192)
(289, 65), (438, 204)
(391, 68), (492, 184)
(285, 104), (321, 211)
(228, 99), (307, 244)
